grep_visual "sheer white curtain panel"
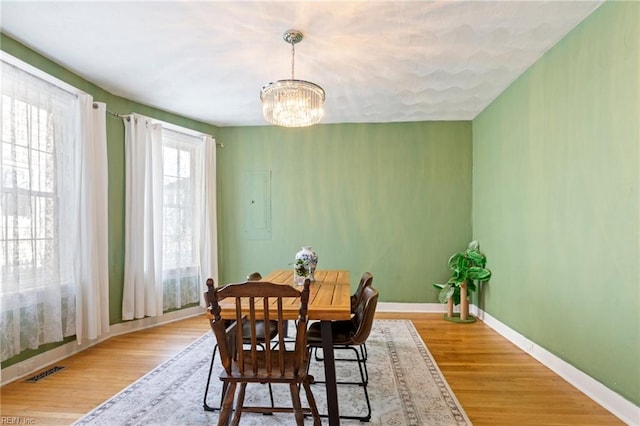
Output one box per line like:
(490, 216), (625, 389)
(0, 59), (109, 361)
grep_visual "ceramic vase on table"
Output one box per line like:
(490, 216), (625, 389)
(294, 246), (318, 283)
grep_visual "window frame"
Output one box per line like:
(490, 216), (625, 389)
(0, 54), (80, 301)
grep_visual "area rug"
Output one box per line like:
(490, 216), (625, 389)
(73, 320), (471, 425)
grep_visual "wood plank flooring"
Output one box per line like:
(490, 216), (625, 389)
(0, 313), (623, 425)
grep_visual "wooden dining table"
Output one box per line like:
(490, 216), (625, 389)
(215, 269), (352, 425)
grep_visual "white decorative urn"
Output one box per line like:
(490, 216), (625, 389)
(294, 246), (318, 283)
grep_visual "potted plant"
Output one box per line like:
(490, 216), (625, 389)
(433, 240), (491, 323)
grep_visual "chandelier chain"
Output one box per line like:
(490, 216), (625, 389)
(290, 38), (295, 80)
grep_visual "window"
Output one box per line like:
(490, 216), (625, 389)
(1, 94), (61, 288)
(122, 115), (216, 320)
(1, 55), (109, 361)
(161, 129), (204, 311)
(0, 59), (77, 360)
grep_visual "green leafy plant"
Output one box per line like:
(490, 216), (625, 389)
(433, 240), (492, 305)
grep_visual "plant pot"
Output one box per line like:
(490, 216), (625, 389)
(443, 312), (477, 324)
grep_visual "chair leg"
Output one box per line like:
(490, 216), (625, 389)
(203, 343), (220, 411)
(203, 344), (232, 412)
(218, 382), (236, 426)
(315, 343), (367, 366)
(305, 347), (313, 376)
(313, 346), (322, 362)
(353, 346), (372, 421)
(312, 346), (367, 385)
(268, 383), (275, 409)
(231, 383), (247, 426)
(360, 379), (372, 422)
(360, 346), (369, 384)
(302, 378), (322, 426)
(289, 382), (305, 426)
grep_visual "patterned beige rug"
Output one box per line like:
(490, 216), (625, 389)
(73, 320), (471, 425)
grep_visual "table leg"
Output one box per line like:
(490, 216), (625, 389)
(321, 320), (340, 425)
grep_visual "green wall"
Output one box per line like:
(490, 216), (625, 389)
(217, 122), (473, 301)
(472, 1), (639, 405)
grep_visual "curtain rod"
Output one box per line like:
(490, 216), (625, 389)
(105, 108), (129, 119)
(93, 103), (223, 147)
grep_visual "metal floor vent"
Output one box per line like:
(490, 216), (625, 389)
(25, 366), (66, 382)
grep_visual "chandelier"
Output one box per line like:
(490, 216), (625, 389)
(260, 29), (326, 128)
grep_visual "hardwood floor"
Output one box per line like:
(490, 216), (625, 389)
(389, 313), (624, 426)
(0, 313), (623, 425)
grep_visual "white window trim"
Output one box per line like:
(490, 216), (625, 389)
(1, 51), (81, 97)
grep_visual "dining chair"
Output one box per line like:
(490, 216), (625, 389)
(202, 278), (278, 412)
(207, 278), (321, 426)
(351, 272), (374, 311)
(315, 272), (373, 361)
(313, 271), (374, 366)
(306, 285), (379, 422)
(349, 272), (373, 361)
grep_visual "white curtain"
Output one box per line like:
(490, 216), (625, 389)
(123, 114), (164, 319)
(122, 116), (218, 319)
(0, 57), (108, 360)
(160, 130), (218, 311)
(201, 135), (218, 303)
(74, 97), (110, 342)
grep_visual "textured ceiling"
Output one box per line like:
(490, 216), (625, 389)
(0, 1), (603, 127)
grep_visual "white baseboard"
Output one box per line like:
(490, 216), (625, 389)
(1, 306), (206, 387)
(475, 308), (639, 426)
(379, 303), (638, 425)
(377, 302), (448, 313)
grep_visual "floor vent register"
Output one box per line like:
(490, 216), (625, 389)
(25, 366), (67, 382)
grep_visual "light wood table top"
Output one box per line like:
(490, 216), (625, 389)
(214, 270), (352, 321)
(263, 269), (351, 321)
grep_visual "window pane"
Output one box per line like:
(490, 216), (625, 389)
(164, 146), (177, 177)
(178, 149), (191, 178)
(1, 81), (62, 290)
(163, 146), (195, 268)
